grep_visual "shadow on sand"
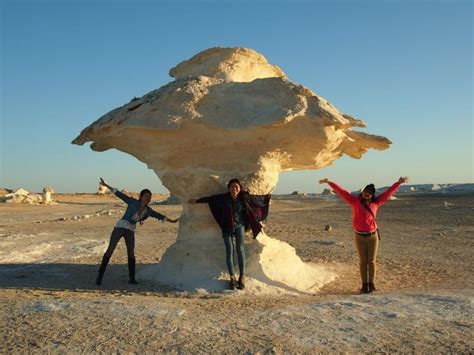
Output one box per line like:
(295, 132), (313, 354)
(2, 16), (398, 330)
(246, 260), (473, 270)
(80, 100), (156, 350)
(55, 201), (123, 207)
(0, 263), (174, 294)
(0, 263), (230, 295)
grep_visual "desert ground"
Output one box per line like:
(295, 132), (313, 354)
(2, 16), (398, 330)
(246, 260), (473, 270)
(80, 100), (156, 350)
(1, 192), (473, 353)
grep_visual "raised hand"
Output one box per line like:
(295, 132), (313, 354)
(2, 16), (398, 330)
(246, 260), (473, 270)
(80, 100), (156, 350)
(319, 178), (329, 184)
(398, 176), (409, 184)
(99, 177), (107, 187)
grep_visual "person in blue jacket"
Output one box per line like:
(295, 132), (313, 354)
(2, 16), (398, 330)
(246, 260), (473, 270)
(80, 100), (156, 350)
(96, 178), (178, 286)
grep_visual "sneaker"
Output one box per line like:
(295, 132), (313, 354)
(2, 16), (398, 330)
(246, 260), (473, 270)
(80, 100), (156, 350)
(237, 275), (245, 290)
(229, 275), (237, 290)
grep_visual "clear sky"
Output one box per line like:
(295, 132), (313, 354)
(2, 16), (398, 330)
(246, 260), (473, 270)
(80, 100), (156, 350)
(1, 0), (472, 194)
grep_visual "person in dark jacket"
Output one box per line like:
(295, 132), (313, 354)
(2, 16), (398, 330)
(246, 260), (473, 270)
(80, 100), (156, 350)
(96, 178), (178, 286)
(189, 178), (271, 290)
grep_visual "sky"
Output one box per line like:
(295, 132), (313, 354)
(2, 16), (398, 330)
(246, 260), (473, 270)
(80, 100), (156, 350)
(1, 0), (472, 194)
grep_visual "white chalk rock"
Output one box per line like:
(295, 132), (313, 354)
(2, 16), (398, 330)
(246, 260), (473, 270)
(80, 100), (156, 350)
(2, 188), (30, 203)
(97, 184), (110, 195)
(13, 188), (30, 196)
(24, 194), (42, 204)
(42, 187), (54, 204)
(170, 47), (286, 83)
(73, 47), (391, 294)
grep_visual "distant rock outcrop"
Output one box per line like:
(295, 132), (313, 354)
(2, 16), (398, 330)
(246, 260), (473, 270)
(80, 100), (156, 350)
(392, 184), (474, 194)
(0, 188), (12, 196)
(154, 195), (181, 205)
(1, 187), (55, 204)
(42, 187), (54, 204)
(322, 188), (335, 195)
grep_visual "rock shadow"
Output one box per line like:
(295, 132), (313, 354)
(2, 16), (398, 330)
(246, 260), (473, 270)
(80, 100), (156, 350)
(0, 263), (176, 294)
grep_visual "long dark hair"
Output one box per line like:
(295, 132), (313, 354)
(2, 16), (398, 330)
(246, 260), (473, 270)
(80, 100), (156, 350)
(359, 184), (376, 203)
(139, 188), (152, 202)
(227, 178), (243, 190)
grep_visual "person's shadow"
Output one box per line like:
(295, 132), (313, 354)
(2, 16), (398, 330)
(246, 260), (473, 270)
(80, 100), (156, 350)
(0, 263), (179, 293)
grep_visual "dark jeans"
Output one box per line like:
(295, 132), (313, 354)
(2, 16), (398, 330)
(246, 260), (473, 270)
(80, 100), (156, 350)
(104, 227), (135, 259)
(222, 225), (246, 276)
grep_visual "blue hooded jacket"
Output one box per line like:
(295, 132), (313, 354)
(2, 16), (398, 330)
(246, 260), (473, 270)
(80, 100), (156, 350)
(114, 190), (165, 224)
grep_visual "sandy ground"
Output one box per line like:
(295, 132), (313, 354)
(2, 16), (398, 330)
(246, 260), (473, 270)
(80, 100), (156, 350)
(1, 192), (473, 353)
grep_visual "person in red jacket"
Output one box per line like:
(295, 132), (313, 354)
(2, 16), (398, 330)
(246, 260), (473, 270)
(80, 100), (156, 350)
(319, 176), (408, 293)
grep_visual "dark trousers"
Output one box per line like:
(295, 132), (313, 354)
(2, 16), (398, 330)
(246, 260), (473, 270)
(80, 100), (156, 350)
(222, 225), (246, 276)
(104, 227), (135, 259)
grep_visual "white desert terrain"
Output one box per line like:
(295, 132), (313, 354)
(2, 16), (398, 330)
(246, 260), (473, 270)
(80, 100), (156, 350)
(1, 187), (473, 353)
(2, 47), (471, 353)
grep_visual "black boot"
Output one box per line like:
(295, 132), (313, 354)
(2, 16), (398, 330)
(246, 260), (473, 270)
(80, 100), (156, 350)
(237, 275), (245, 290)
(229, 275), (237, 290)
(128, 257), (138, 284)
(369, 282), (377, 292)
(359, 282), (370, 294)
(96, 255), (110, 285)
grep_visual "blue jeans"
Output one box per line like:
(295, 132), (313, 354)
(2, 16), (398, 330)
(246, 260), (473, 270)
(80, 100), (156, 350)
(222, 225), (246, 276)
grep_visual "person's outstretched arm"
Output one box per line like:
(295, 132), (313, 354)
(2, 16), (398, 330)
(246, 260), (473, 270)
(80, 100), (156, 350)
(99, 177), (135, 204)
(147, 208), (179, 223)
(188, 193), (224, 204)
(319, 178), (355, 204)
(375, 176), (408, 206)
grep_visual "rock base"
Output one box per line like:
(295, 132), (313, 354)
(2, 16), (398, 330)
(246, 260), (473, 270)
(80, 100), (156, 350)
(140, 231), (336, 295)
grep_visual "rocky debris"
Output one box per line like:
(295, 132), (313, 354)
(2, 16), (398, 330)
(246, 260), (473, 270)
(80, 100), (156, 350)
(58, 208), (123, 222)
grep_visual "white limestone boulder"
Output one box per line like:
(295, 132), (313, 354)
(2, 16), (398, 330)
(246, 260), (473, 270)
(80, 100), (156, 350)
(42, 187), (54, 204)
(97, 184), (110, 195)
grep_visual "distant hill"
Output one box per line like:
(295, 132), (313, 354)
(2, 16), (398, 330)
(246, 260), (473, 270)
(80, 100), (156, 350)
(379, 183), (474, 195)
(274, 183), (474, 199)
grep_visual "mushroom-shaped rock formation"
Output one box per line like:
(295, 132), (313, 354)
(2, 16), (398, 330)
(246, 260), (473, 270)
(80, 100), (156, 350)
(73, 47), (391, 294)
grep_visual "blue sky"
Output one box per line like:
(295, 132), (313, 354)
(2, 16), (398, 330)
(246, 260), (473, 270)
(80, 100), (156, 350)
(1, 0), (472, 193)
